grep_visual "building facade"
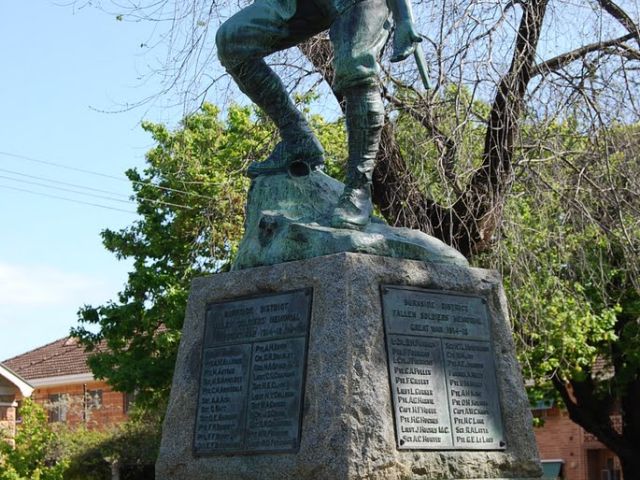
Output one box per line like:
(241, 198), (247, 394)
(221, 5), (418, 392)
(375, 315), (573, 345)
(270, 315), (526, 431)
(2, 337), (129, 429)
(533, 402), (623, 480)
(0, 364), (33, 445)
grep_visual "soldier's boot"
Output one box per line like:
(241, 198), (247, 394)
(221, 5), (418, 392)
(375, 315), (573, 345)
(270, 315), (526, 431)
(331, 86), (384, 229)
(227, 60), (324, 177)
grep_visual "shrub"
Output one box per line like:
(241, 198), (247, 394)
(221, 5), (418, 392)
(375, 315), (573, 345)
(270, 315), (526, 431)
(0, 399), (67, 480)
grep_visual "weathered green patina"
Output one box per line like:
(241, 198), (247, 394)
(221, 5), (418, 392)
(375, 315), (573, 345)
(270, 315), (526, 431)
(232, 171), (468, 270)
(216, 0), (422, 229)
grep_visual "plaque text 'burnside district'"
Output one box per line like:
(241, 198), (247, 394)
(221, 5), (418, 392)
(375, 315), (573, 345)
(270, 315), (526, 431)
(194, 289), (311, 455)
(382, 286), (505, 450)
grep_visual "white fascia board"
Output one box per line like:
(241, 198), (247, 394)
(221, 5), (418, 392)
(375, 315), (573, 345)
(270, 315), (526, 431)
(29, 372), (95, 388)
(0, 364), (34, 397)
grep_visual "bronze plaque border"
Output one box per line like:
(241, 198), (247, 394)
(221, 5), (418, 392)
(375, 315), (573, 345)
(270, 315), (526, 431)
(193, 288), (312, 456)
(381, 285), (506, 451)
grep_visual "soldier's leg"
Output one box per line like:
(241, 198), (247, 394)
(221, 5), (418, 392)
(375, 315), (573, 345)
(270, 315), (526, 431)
(329, 0), (390, 228)
(216, 1), (333, 176)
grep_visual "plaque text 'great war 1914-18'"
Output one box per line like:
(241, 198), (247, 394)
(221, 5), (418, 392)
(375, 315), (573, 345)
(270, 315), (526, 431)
(381, 286), (505, 451)
(194, 289), (312, 455)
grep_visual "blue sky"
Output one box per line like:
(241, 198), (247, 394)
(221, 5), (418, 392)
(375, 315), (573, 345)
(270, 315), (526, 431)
(0, 1), (342, 363)
(0, 2), (185, 360)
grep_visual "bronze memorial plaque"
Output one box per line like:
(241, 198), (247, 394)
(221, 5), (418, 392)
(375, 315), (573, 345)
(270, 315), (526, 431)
(194, 289), (312, 455)
(381, 286), (505, 450)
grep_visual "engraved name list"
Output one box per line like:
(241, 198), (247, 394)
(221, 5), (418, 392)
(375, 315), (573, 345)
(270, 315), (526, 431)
(194, 289), (312, 455)
(382, 286), (505, 450)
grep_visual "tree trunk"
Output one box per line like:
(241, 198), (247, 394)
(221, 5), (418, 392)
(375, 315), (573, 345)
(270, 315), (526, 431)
(300, 0), (549, 257)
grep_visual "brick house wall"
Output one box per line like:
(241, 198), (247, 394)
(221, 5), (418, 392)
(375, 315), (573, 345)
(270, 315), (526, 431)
(533, 406), (623, 480)
(31, 380), (128, 428)
(534, 406), (585, 479)
(3, 337), (131, 431)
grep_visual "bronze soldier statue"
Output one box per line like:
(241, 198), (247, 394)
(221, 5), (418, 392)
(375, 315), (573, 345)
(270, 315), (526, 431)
(216, 0), (421, 229)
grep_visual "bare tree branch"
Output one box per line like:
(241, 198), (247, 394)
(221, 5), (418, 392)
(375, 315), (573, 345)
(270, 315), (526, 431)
(447, 0), (550, 255)
(594, 0), (640, 46)
(534, 33), (637, 76)
(383, 91), (460, 191)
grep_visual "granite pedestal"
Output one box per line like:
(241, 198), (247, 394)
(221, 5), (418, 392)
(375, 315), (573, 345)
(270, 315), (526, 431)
(156, 252), (542, 480)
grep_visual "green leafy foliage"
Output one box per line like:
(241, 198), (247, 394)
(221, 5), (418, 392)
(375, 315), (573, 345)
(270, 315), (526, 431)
(392, 85), (488, 204)
(55, 409), (161, 480)
(72, 102), (346, 409)
(0, 403), (162, 480)
(390, 93), (635, 406)
(52, 428), (112, 480)
(0, 399), (67, 480)
(493, 190), (619, 386)
(482, 121), (640, 423)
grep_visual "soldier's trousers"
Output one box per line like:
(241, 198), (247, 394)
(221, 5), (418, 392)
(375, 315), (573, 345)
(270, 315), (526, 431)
(216, 0), (390, 92)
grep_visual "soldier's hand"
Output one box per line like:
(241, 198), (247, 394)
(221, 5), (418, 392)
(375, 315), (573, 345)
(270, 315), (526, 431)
(390, 19), (422, 63)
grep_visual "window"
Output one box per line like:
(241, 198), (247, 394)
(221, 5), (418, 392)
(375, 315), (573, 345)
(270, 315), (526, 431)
(85, 389), (103, 410)
(48, 394), (69, 423)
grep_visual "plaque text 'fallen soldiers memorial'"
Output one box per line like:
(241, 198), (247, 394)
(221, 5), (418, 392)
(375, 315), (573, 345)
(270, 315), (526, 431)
(194, 289), (312, 455)
(382, 286), (505, 450)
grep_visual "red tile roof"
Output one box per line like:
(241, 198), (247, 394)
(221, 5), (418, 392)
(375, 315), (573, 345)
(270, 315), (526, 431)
(2, 337), (93, 380)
